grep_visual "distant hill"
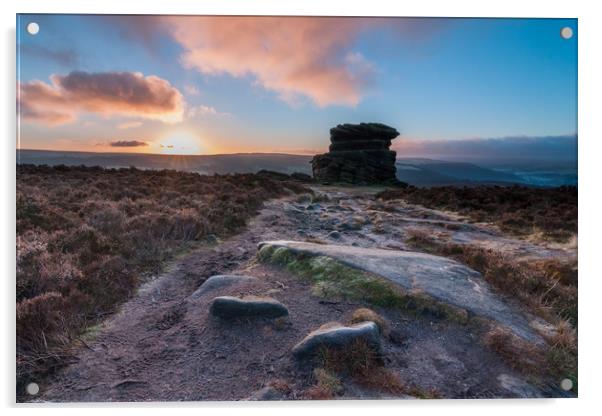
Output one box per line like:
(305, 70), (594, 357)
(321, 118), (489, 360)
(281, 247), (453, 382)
(17, 150), (575, 187)
(395, 158), (523, 186)
(17, 149), (313, 175)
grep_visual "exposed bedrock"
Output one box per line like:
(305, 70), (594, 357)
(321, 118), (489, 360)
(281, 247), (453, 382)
(311, 123), (406, 185)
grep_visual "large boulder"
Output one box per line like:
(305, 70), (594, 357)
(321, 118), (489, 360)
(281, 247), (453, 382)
(259, 240), (545, 344)
(292, 321), (381, 359)
(210, 296), (289, 319)
(311, 123), (405, 185)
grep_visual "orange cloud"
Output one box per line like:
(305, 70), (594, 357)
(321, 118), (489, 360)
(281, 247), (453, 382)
(18, 71), (185, 125)
(161, 16), (374, 107)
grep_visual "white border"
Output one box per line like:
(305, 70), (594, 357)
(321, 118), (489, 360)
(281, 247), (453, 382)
(2, 0), (601, 414)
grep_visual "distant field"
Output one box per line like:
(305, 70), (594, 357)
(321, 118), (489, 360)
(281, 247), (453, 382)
(377, 185), (577, 242)
(17, 149), (314, 175)
(16, 164), (309, 392)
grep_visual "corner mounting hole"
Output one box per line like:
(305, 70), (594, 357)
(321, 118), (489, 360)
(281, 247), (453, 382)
(26, 382), (39, 395)
(27, 22), (39, 35)
(560, 27), (573, 40)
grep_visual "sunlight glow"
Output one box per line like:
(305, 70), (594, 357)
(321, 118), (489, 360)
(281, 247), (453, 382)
(157, 131), (203, 155)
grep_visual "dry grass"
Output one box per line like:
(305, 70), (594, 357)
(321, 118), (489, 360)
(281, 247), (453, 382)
(16, 164), (309, 396)
(305, 368), (344, 399)
(483, 326), (545, 374)
(377, 185), (577, 242)
(309, 339), (440, 399)
(349, 308), (390, 337)
(406, 230), (577, 384)
(406, 230), (577, 326)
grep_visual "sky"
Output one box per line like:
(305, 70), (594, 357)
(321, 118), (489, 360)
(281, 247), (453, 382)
(17, 15), (577, 160)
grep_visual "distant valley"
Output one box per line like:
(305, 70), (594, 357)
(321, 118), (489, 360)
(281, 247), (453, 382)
(17, 149), (576, 187)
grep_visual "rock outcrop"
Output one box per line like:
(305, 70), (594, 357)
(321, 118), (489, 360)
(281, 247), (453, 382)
(210, 296), (289, 319)
(311, 123), (404, 185)
(258, 240), (545, 344)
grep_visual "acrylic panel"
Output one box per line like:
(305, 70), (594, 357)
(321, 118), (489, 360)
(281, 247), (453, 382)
(16, 14), (577, 402)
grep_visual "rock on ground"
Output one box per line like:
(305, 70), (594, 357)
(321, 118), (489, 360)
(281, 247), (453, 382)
(259, 240), (544, 344)
(190, 274), (258, 299)
(210, 296), (289, 319)
(292, 321), (381, 359)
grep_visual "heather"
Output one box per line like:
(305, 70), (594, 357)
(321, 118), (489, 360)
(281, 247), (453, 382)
(16, 164), (309, 390)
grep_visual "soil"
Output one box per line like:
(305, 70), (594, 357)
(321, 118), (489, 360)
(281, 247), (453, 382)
(37, 186), (576, 402)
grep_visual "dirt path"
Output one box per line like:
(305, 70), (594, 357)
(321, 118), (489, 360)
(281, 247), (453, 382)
(38, 187), (574, 401)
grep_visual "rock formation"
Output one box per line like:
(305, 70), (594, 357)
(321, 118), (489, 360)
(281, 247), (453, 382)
(311, 123), (404, 185)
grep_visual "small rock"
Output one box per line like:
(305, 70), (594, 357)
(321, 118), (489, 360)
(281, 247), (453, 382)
(190, 275), (258, 299)
(210, 296), (289, 319)
(327, 230), (341, 240)
(204, 234), (219, 244)
(292, 321), (380, 359)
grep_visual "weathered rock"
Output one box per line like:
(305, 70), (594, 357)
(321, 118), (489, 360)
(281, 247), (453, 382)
(259, 240), (544, 344)
(292, 321), (381, 359)
(190, 275), (258, 299)
(210, 296), (288, 319)
(311, 123), (406, 185)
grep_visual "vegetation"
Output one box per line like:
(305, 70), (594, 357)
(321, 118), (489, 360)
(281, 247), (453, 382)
(16, 164), (309, 395)
(405, 230), (577, 326)
(258, 245), (470, 324)
(405, 230), (577, 384)
(350, 308), (390, 337)
(307, 339), (440, 399)
(376, 185), (577, 242)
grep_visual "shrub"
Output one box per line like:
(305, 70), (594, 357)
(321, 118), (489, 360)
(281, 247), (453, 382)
(377, 185), (577, 242)
(16, 164), (309, 397)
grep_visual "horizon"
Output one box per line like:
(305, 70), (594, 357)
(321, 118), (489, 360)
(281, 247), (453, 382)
(17, 15), (577, 162)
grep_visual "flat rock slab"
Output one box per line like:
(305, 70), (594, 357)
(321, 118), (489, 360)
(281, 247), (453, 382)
(210, 296), (288, 319)
(259, 241), (543, 344)
(190, 275), (258, 299)
(292, 321), (381, 359)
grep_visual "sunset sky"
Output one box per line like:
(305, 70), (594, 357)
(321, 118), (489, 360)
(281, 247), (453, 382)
(17, 15), (577, 158)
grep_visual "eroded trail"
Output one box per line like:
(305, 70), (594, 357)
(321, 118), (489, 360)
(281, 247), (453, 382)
(40, 186), (575, 401)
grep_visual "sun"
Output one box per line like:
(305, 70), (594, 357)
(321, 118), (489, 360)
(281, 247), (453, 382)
(158, 131), (202, 155)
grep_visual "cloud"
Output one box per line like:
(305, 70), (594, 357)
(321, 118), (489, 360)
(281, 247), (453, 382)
(117, 121), (144, 129)
(18, 71), (185, 125)
(184, 84), (200, 96)
(109, 140), (148, 147)
(19, 44), (78, 66)
(103, 16), (449, 108)
(187, 105), (230, 118)
(159, 16), (375, 107)
(393, 135), (578, 162)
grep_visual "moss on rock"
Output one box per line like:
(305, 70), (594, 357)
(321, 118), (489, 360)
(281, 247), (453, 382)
(258, 244), (470, 324)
